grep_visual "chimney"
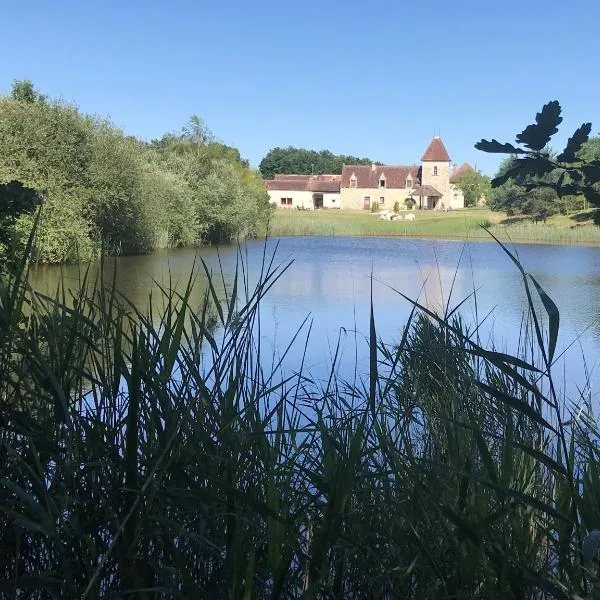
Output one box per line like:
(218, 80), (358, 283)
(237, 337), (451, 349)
(371, 163), (377, 172)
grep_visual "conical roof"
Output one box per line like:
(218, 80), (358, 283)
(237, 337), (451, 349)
(422, 137), (451, 162)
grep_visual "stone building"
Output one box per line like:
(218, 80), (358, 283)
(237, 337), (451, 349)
(265, 174), (341, 209)
(265, 137), (473, 210)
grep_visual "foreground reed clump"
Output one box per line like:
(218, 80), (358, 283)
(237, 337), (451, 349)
(3, 232), (600, 599)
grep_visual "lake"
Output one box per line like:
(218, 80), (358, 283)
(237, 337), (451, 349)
(29, 236), (600, 404)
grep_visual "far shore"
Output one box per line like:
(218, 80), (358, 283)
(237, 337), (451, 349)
(264, 207), (600, 247)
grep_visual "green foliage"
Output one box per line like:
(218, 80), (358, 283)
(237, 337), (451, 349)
(477, 101), (600, 210)
(0, 85), (271, 263)
(259, 146), (377, 179)
(86, 127), (161, 255)
(455, 169), (491, 207)
(153, 118), (272, 244)
(393, 200), (400, 213)
(0, 180), (42, 265)
(370, 200), (380, 213)
(2, 238), (600, 597)
(10, 79), (47, 104)
(522, 187), (560, 222)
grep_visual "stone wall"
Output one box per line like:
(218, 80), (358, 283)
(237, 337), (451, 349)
(268, 190), (314, 209)
(339, 186), (416, 210)
(421, 161), (452, 208)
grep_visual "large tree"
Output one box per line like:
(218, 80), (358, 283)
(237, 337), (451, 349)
(455, 170), (491, 207)
(259, 146), (376, 179)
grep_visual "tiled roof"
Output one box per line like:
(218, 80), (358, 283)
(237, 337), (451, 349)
(310, 180), (341, 192)
(273, 174), (311, 180)
(265, 179), (309, 191)
(410, 184), (443, 197)
(422, 137), (451, 162)
(341, 165), (420, 189)
(449, 162), (475, 183)
(265, 174), (342, 193)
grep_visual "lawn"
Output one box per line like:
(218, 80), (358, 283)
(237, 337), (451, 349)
(265, 207), (600, 245)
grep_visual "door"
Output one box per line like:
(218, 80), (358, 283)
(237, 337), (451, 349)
(363, 196), (370, 210)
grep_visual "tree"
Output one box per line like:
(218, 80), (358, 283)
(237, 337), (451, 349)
(0, 83), (272, 262)
(259, 146), (377, 179)
(11, 79), (46, 104)
(455, 170), (491, 207)
(476, 101), (600, 211)
(522, 187), (559, 222)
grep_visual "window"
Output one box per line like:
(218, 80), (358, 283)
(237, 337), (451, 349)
(433, 166), (438, 176)
(280, 198), (286, 205)
(331, 198), (336, 203)
(379, 178), (386, 188)
(406, 178), (412, 188)
(286, 198), (292, 205)
(350, 175), (357, 188)
(363, 196), (371, 210)
(379, 196), (385, 205)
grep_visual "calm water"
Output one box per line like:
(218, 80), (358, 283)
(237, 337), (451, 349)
(29, 237), (600, 403)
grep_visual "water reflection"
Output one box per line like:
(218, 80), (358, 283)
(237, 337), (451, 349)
(29, 237), (600, 403)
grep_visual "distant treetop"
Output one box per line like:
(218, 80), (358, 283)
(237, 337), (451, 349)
(10, 80), (47, 104)
(259, 146), (378, 179)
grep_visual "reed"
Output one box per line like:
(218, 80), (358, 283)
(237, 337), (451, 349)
(1, 226), (600, 598)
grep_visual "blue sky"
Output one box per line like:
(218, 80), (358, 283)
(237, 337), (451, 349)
(1, 0), (598, 174)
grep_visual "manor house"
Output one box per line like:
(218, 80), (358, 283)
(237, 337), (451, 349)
(265, 137), (475, 211)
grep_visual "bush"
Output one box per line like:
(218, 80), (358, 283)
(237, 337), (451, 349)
(0, 82), (272, 263)
(370, 201), (380, 213)
(393, 200), (400, 213)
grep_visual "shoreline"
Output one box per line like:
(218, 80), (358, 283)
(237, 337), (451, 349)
(265, 208), (600, 248)
(265, 230), (600, 248)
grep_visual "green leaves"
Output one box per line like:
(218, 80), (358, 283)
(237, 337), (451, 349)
(0, 84), (271, 264)
(516, 101), (562, 151)
(478, 100), (600, 213)
(582, 530), (600, 563)
(475, 139), (525, 154)
(556, 122), (592, 162)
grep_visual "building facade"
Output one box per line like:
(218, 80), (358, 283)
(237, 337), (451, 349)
(265, 174), (341, 210)
(265, 137), (473, 211)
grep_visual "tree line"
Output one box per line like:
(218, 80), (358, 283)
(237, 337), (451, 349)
(258, 146), (377, 179)
(0, 80), (272, 264)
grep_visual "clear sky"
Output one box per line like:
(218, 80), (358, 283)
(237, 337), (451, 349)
(1, 0), (598, 174)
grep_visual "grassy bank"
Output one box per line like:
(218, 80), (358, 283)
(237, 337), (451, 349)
(2, 235), (600, 597)
(266, 207), (600, 245)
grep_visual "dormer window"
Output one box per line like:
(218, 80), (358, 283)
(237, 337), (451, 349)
(379, 177), (386, 188)
(350, 174), (357, 188)
(433, 166), (438, 176)
(406, 177), (413, 188)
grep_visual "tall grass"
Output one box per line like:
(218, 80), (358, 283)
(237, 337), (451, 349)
(2, 227), (600, 598)
(491, 222), (600, 245)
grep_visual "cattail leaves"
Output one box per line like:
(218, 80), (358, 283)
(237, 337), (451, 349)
(529, 274), (560, 365)
(1, 236), (600, 597)
(582, 531), (600, 563)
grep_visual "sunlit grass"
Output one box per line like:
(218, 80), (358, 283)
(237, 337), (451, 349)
(266, 207), (600, 245)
